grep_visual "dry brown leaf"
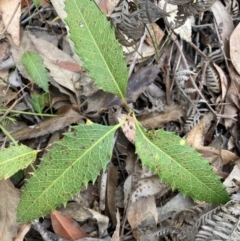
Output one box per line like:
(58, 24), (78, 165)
(223, 64), (240, 128)
(9, 108), (84, 140)
(230, 22), (240, 75)
(211, 0), (234, 58)
(175, 18), (192, 42)
(106, 0), (119, 14)
(127, 196), (158, 240)
(59, 203), (93, 222)
(28, 33), (81, 93)
(0, 81), (17, 106)
(59, 203), (109, 238)
(51, 210), (88, 241)
(138, 105), (185, 130)
(0, 0), (21, 46)
(130, 176), (170, 203)
(40, 0), (51, 7)
(10, 31), (81, 97)
(0, 41), (10, 79)
(145, 23), (164, 47)
(84, 90), (122, 113)
(105, 163), (118, 227)
(197, 145), (239, 178)
(197, 146), (239, 165)
(126, 66), (160, 102)
(57, 61), (83, 72)
(223, 165), (240, 194)
(187, 112), (214, 147)
(187, 112), (239, 175)
(0, 179), (20, 241)
(111, 209), (120, 241)
(212, 63), (228, 100)
(99, 0), (108, 14)
(117, 114), (135, 144)
(84, 209), (109, 237)
(13, 224), (31, 241)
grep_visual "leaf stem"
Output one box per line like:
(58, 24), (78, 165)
(0, 109), (56, 117)
(0, 124), (17, 145)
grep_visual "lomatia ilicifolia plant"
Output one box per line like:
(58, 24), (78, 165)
(0, 0), (229, 224)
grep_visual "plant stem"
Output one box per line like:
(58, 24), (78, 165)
(0, 124), (17, 145)
(0, 109), (56, 117)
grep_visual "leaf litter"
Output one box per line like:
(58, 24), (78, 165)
(1, 0), (240, 240)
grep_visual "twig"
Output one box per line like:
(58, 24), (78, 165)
(0, 124), (17, 144)
(172, 35), (236, 120)
(21, 7), (54, 25)
(0, 93), (26, 123)
(32, 220), (69, 241)
(128, 28), (147, 77)
(164, 49), (172, 105)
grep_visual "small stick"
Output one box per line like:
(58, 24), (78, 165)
(128, 28), (147, 77)
(0, 93), (26, 124)
(32, 219), (69, 241)
(172, 36), (236, 120)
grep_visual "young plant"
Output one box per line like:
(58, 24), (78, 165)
(1, 0), (230, 222)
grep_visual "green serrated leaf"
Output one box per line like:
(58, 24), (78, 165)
(33, 0), (40, 7)
(17, 122), (121, 222)
(30, 93), (49, 114)
(0, 145), (37, 179)
(64, 0), (128, 99)
(21, 51), (49, 92)
(134, 118), (230, 204)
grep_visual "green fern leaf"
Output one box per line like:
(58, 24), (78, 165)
(0, 145), (37, 179)
(134, 118), (229, 204)
(64, 0), (128, 99)
(21, 51), (49, 92)
(17, 122), (121, 222)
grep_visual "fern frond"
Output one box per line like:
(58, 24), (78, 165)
(184, 111), (201, 132)
(223, 0), (239, 17)
(152, 227), (190, 241)
(184, 88), (197, 94)
(192, 200), (240, 241)
(208, 48), (224, 63)
(206, 64), (221, 94)
(109, 0), (168, 45)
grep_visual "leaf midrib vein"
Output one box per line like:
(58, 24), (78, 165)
(136, 120), (224, 201)
(25, 52), (47, 90)
(19, 123), (120, 221)
(71, 0), (124, 99)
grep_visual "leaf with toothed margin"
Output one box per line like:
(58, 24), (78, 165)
(21, 51), (49, 92)
(0, 145), (37, 179)
(134, 115), (230, 204)
(61, 0), (129, 99)
(17, 122), (123, 222)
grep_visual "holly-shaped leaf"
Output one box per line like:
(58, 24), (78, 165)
(134, 117), (229, 204)
(17, 122), (123, 222)
(0, 145), (37, 179)
(21, 51), (49, 92)
(62, 0), (128, 99)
